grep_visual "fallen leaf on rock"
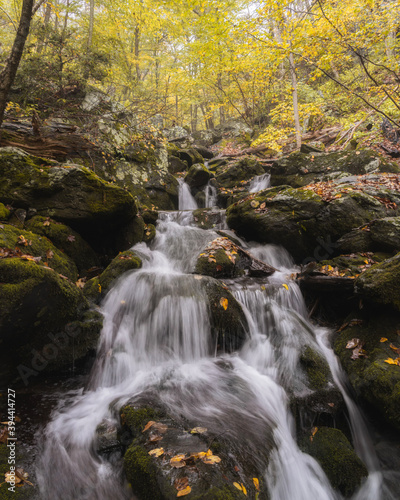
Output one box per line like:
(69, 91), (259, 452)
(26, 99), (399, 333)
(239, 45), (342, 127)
(43, 218), (51, 227)
(310, 426), (318, 442)
(201, 454), (221, 464)
(170, 454), (186, 468)
(253, 478), (260, 491)
(76, 278), (86, 289)
(148, 448), (164, 457)
(174, 477), (189, 491)
(380, 338), (388, 343)
(346, 338), (361, 349)
(190, 427), (207, 434)
(17, 235), (29, 246)
(149, 434), (163, 443)
(282, 284), (289, 291)
(350, 346), (368, 360)
(233, 482), (247, 495)
(177, 486), (191, 497)
(5, 471), (22, 484)
(390, 344), (400, 356)
(220, 297), (228, 310)
(384, 357), (400, 366)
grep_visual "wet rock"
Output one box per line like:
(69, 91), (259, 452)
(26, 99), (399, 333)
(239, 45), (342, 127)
(0, 147), (138, 253)
(25, 216), (99, 275)
(370, 217), (400, 251)
(226, 177), (400, 263)
(168, 155), (188, 174)
(143, 223), (156, 243)
(84, 250), (142, 303)
(193, 145), (214, 159)
(269, 149), (400, 188)
(190, 209), (227, 230)
(215, 157), (265, 189)
(142, 209), (159, 225)
(95, 420), (122, 458)
(336, 228), (374, 254)
(185, 163), (211, 188)
(0, 223), (78, 280)
(176, 148), (204, 167)
(299, 427), (368, 496)
(334, 314), (400, 431)
(355, 252), (400, 311)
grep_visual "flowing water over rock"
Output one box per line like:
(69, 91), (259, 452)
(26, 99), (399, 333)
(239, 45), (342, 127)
(178, 178), (198, 210)
(249, 173), (271, 193)
(35, 199), (396, 499)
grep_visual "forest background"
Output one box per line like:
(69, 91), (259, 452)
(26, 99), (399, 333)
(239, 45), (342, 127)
(0, 0), (400, 153)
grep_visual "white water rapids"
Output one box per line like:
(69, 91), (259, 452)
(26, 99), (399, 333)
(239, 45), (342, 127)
(35, 204), (395, 499)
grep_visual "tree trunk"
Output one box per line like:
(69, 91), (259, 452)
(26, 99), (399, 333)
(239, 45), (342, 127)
(37, 1), (52, 54)
(289, 51), (302, 149)
(134, 26), (140, 81)
(88, 0), (94, 48)
(0, 0), (34, 131)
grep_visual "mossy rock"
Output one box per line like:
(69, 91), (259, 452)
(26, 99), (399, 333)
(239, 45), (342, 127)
(191, 209), (227, 230)
(0, 258), (88, 381)
(355, 252), (400, 311)
(334, 314), (400, 430)
(0, 203), (10, 221)
(336, 228), (373, 254)
(168, 155), (188, 174)
(176, 148), (204, 167)
(84, 250), (142, 303)
(195, 237), (249, 279)
(0, 224), (78, 280)
(0, 148), (138, 253)
(319, 252), (390, 278)
(370, 217), (400, 251)
(300, 346), (331, 390)
(24, 216), (99, 275)
(142, 209), (159, 225)
(226, 180), (400, 263)
(184, 163), (211, 188)
(299, 427), (368, 496)
(143, 224), (156, 243)
(269, 149), (400, 188)
(215, 157), (265, 189)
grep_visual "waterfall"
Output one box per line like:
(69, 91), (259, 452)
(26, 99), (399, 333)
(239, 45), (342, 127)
(204, 181), (218, 208)
(178, 178), (198, 210)
(35, 207), (391, 500)
(249, 172), (271, 192)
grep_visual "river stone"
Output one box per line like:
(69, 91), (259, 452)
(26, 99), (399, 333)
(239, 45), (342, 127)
(0, 147), (138, 252)
(370, 217), (400, 251)
(168, 155), (188, 174)
(334, 314), (400, 431)
(193, 145), (214, 159)
(269, 149), (400, 188)
(185, 163), (211, 188)
(176, 148), (204, 167)
(299, 427), (368, 496)
(215, 157), (265, 189)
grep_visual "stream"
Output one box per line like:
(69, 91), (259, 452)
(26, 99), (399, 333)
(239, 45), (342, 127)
(34, 182), (399, 499)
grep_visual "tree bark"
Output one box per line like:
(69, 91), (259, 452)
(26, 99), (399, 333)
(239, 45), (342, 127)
(289, 51), (302, 149)
(0, 0), (34, 131)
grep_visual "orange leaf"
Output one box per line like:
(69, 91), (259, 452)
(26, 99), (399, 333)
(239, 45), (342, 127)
(220, 297), (228, 310)
(177, 486), (191, 497)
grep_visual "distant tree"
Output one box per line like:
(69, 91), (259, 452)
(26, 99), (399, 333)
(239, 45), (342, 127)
(0, 0), (45, 130)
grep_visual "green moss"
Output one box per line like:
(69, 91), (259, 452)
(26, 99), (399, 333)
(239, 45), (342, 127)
(185, 163), (211, 188)
(142, 209), (159, 225)
(143, 224), (156, 243)
(196, 248), (235, 278)
(299, 427), (367, 496)
(84, 250), (142, 303)
(0, 224), (78, 280)
(25, 216), (99, 274)
(124, 444), (163, 500)
(300, 346), (331, 390)
(120, 406), (163, 434)
(0, 204), (10, 221)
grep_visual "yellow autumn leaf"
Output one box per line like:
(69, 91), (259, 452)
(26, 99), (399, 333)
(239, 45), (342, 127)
(177, 486), (191, 497)
(220, 297), (228, 310)
(142, 421), (156, 432)
(233, 482), (243, 491)
(148, 447), (164, 457)
(380, 337), (388, 343)
(384, 358), (399, 365)
(170, 454), (186, 468)
(201, 454), (221, 464)
(233, 482), (247, 495)
(253, 478), (260, 491)
(282, 284), (289, 291)
(190, 427), (207, 434)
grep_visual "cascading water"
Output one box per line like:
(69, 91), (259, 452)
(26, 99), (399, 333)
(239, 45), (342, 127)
(35, 203), (395, 499)
(178, 178), (198, 210)
(249, 173), (271, 193)
(204, 181), (218, 208)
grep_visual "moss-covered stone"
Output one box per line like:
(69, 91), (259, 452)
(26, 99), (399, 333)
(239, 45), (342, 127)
(142, 209), (159, 225)
(185, 163), (211, 188)
(0, 203), (10, 221)
(0, 224), (78, 280)
(24, 216), (99, 274)
(84, 250), (142, 303)
(334, 314), (400, 430)
(176, 148), (204, 167)
(300, 346), (331, 390)
(124, 443), (164, 500)
(143, 223), (156, 243)
(215, 157), (265, 189)
(355, 252), (400, 311)
(168, 155), (188, 174)
(299, 427), (368, 496)
(270, 149), (400, 188)
(0, 147), (138, 253)
(370, 217), (400, 251)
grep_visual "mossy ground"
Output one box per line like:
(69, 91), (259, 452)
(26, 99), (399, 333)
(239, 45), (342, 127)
(300, 346), (331, 390)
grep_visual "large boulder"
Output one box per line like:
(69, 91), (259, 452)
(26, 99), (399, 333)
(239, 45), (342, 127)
(0, 147), (138, 253)
(185, 163), (211, 188)
(0, 224), (78, 280)
(269, 149), (400, 188)
(355, 252), (400, 311)
(24, 216), (99, 275)
(215, 157), (265, 189)
(334, 314), (400, 431)
(227, 175), (400, 262)
(0, 257), (101, 384)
